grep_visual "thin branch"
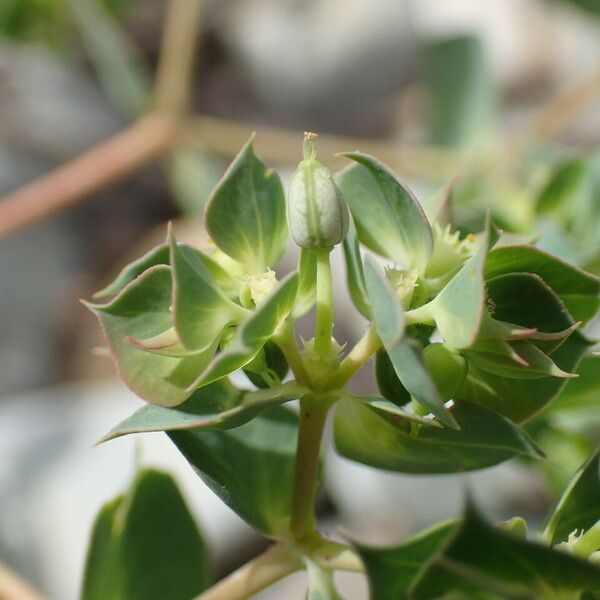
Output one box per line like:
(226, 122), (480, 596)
(154, 0), (204, 114)
(0, 561), (47, 600)
(0, 114), (177, 239)
(194, 543), (303, 600)
(529, 67), (600, 140)
(185, 114), (458, 177)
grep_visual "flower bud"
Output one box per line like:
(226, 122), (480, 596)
(287, 132), (349, 250)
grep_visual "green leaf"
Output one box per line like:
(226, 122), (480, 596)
(537, 159), (587, 214)
(336, 157), (433, 273)
(244, 340), (289, 388)
(364, 258), (455, 427)
(543, 356), (600, 423)
(484, 245), (600, 324)
(358, 521), (457, 600)
(169, 233), (246, 352)
(205, 137), (287, 274)
(422, 343), (467, 400)
(333, 399), (542, 474)
(98, 380), (308, 443)
(189, 272), (298, 389)
(364, 257), (404, 347)
(425, 34), (494, 148)
(375, 349), (411, 407)
(93, 244), (170, 299)
(293, 248), (317, 318)
(409, 503), (600, 598)
(69, 0), (151, 117)
(544, 449), (600, 545)
(169, 406), (298, 536)
(84, 266), (214, 406)
(342, 216), (370, 317)
(430, 217), (497, 349)
(82, 468), (210, 600)
(458, 272), (590, 422)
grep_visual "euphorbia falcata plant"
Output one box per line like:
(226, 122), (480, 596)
(82, 133), (600, 599)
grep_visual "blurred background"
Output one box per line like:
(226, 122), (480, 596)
(0, 0), (599, 598)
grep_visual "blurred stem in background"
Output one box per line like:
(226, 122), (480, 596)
(0, 0), (599, 240)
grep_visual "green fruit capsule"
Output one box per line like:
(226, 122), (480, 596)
(287, 132), (349, 250)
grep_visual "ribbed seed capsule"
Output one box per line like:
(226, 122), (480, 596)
(287, 132), (349, 250)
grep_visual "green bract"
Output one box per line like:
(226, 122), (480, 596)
(85, 135), (600, 600)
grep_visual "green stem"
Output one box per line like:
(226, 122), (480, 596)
(290, 397), (330, 542)
(274, 319), (310, 386)
(573, 520), (600, 558)
(193, 543), (302, 600)
(327, 324), (381, 389)
(314, 249), (333, 354)
(309, 539), (365, 573)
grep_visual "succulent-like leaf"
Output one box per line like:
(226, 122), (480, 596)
(484, 245), (600, 324)
(84, 266), (215, 406)
(169, 406), (298, 536)
(189, 272), (299, 390)
(430, 217), (498, 349)
(342, 216), (370, 317)
(333, 399), (542, 474)
(544, 449), (600, 545)
(243, 340), (289, 388)
(169, 233), (247, 352)
(93, 244), (170, 299)
(458, 272), (590, 422)
(358, 521), (457, 600)
(205, 137), (288, 274)
(293, 248), (317, 318)
(409, 503), (600, 598)
(98, 380), (308, 443)
(82, 469), (210, 600)
(375, 349), (411, 407)
(364, 258), (456, 427)
(336, 156), (433, 273)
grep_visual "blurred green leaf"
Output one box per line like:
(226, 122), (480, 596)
(189, 272), (298, 389)
(333, 399), (541, 474)
(544, 449), (600, 545)
(99, 380), (308, 443)
(537, 160), (587, 214)
(169, 406), (298, 536)
(336, 157), (433, 273)
(85, 266), (214, 406)
(542, 356), (600, 427)
(168, 148), (222, 215)
(364, 258), (455, 427)
(68, 0), (150, 116)
(484, 245), (600, 324)
(82, 468), (210, 600)
(169, 232), (246, 352)
(358, 521), (457, 600)
(409, 503), (600, 598)
(426, 34), (494, 148)
(205, 138), (287, 274)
